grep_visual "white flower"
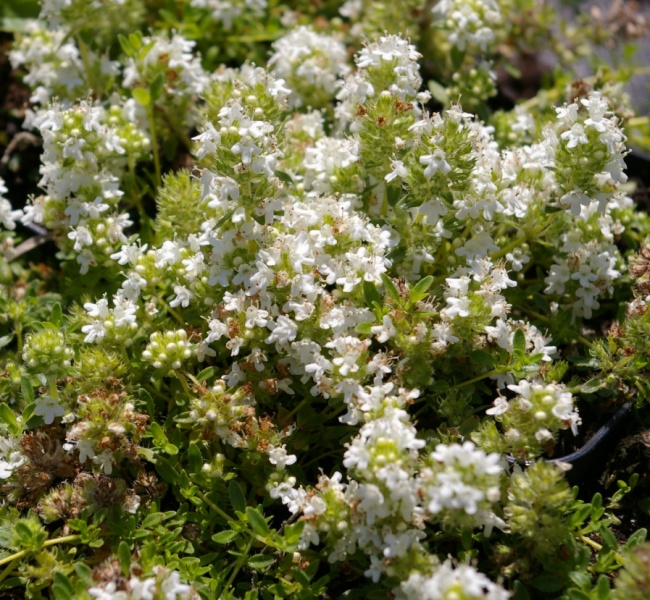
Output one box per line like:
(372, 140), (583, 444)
(34, 395), (65, 425)
(370, 315), (397, 343)
(419, 149), (451, 178)
(267, 444), (297, 470)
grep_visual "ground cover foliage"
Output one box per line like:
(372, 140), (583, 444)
(2, 0), (650, 598)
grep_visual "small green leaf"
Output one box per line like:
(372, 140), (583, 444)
(142, 512), (166, 529)
(128, 32), (143, 52)
(52, 573), (74, 600)
(74, 563), (94, 585)
(355, 321), (373, 335)
(229, 481), (246, 514)
(163, 443), (179, 456)
(155, 457), (180, 484)
(428, 79), (448, 105)
(21, 377), (34, 403)
(450, 45), (465, 70)
(512, 328), (526, 356)
(212, 530), (239, 544)
(275, 171), (293, 185)
(582, 378), (604, 394)
(132, 87), (151, 107)
(596, 574), (611, 600)
(0, 403), (20, 434)
(150, 72), (165, 102)
(386, 183), (402, 207)
(187, 442), (202, 473)
(380, 273), (400, 302)
(51, 302), (62, 327)
(624, 527), (647, 549)
(246, 507), (270, 536)
(0, 334), (14, 349)
(362, 280), (382, 309)
(118, 34), (133, 57)
(248, 554), (275, 571)
(283, 521), (305, 547)
(196, 367), (215, 382)
(409, 275), (434, 304)
(117, 541), (131, 576)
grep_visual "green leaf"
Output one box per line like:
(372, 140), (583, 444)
(512, 328), (526, 356)
(118, 34), (133, 57)
(596, 574), (611, 600)
(212, 530), (239, 544)
(582, 378), (604, 394)
(275, 171), (293, 185)
(386, 183), (402, 207)
(150, 72), (165, 102)
(409, 275), (434, 305)
(246, 507), (270, 536)
(142, 512), (166, 529)
(567, 590), (591, 600)
(187, 442), (202, 473)
(21, 377), (34, 403)
(128, 32), (143, 51)
(380, 273), (400, 302)
(155, 457), (180, 484)
(0, 334), (13, 349)
(429, 80), (448, 105)
(450, 45), (465, 70)
(132, 87), (151, 107)
(624, 527), (647, 549)
(283, 521), (305, 547)
(163, 443), (179, 456)
(52, 572), (74, 600)
(196, 367), (215, 382)
(117, 541), (131, 576)
(248, 554), (274, 571)
(362, 280), (382, 310)
(74, 563), (94, 585)
(355, 321), (373, 335)
(138, 388), (155, 418)
(229, 481), (246, 514)
(0, 403), (20, 435)
(51, 302), (62, 327)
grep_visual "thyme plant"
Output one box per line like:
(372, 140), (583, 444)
(1, 0), (650, 598)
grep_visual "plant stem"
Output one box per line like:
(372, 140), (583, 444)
(221, 537), (254, 597)
(448, 369), (501, 391)
(76, 36), (96, 94)
(0, 534), (81, 569)
(147, 105), (162, 189)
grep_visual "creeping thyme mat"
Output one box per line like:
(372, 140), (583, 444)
(2, 0), (650, 598)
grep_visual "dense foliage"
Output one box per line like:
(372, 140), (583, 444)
(2, 0), (650, 598)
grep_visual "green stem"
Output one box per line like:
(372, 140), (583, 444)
(0, 558), (18, 585)
(0, 534), (81, 569)
(221, 537), (254, 597)
(76, 36), (96, 95)
(448, 368), (501, 391)
(159, 298), (185, 326)
(284, 397), (309, 421)
(196, 491), (282, 550)
(147, 105), (162, 189)
(174, 369), (191, 396)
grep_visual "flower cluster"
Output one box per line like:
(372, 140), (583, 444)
(486, 380), (580, 459)
(24, 100), (149, 273)
(1, 3), (648, 598)
(268, 26), (350, 109)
